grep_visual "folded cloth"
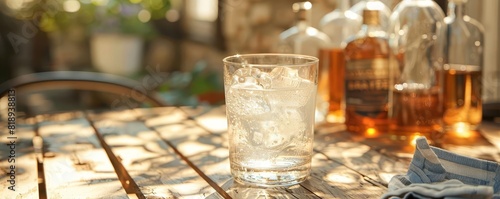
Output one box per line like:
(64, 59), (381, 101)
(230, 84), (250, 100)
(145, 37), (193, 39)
(381, 137), (500, 199)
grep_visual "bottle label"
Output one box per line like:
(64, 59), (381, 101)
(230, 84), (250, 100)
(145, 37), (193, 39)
(345, 58), (389, 117)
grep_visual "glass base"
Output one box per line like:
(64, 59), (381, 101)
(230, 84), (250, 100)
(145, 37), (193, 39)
(230, 154), (312, 187)
(231, 168), (309, 187)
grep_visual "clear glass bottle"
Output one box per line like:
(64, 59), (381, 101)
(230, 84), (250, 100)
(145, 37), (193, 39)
(278, 1), (330, 57)
(318, 0), (362, 123)
(442, 0), (484, 134)
(277, 1), (331, 123)
(344, 9), (391, 136)
(388, 0), (446, 137)
(350, 0), (392, 31)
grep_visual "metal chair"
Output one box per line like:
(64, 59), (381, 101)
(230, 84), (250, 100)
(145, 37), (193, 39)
(0, 71), (167, 118)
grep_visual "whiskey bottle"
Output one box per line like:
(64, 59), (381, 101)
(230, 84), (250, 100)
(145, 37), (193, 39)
(344, 9), (390, 136)
(442, 0), (484, 133)
(277, 1), (331, 123)
(388, 0), (446, 137)
(319, 0), (362, 123)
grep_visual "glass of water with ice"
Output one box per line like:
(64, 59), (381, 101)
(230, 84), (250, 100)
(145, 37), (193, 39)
(223, 54), (318, 187)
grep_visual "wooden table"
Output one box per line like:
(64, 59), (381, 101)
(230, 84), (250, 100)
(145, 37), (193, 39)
(1, 106), (499, 198)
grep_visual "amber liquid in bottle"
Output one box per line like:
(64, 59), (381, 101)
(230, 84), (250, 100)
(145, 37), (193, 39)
(390, 88), (442, 136)
(344, 10), (391, 136)
(344, 36), (390, 135)
(442, 64), (482, 130)
(319, 48), (345, 123)
(389, 53), (443, 137)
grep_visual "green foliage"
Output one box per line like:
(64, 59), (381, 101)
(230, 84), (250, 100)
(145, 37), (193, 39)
(30, 0), (171, 38)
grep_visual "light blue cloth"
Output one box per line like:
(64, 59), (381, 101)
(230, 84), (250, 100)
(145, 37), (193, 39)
(382, 137), (500, 199)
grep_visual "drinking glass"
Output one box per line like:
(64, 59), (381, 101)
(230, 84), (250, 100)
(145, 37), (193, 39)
(223, 54), (318, 187)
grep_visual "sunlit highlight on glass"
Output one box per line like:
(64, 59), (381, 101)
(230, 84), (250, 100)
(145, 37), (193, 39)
(293, 1), (311, 10)
(410, 133), (421, 147)
(365, 128), (378, 137)
(345, 10), (359, 19)
(452, 122), (473, 138)
(366, 1), (385, 11)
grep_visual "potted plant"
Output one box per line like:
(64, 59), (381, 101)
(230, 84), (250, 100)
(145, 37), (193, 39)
(37, 0), (171, 76)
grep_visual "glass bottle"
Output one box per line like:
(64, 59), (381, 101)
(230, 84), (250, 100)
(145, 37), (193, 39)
(442, 0), (484, 134)
(344, 9), (391, 136)
(388, 0), (446, 137)
(350, 0), (392, 31)
(318, 0), (362, 123)
(277, 1), (331, 123)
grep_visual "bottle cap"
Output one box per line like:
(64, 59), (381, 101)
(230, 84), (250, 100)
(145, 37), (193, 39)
(293, 1), (312, 21)
(362, 9), (380, 25)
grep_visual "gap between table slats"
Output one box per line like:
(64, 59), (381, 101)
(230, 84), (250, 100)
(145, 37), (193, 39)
(34, 122), (47, 199)
(134, 107), (233, 199)
(84, 112), (146, 199)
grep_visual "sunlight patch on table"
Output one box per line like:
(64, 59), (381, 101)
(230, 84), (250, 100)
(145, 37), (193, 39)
(105, 134), (145, 146)
(197, 116), (227, 133)
(333, 143), (370, 158)
(325, 172), (360, 184)
(145, 111), (186, 127)
(178, 141), (216, 156)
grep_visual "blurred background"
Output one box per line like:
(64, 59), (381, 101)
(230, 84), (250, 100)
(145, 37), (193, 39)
(0, 0), (498, 115)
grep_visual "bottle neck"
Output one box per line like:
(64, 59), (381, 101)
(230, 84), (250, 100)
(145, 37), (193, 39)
(295, 10), (311, 30)
(360, 9), (383, 36)
(362, 9), (379, 25)
(337, 0), (350, 11)
(447, 1), (466, 19)
(361, 23), (383, 34)
(296, 20), (309, 31)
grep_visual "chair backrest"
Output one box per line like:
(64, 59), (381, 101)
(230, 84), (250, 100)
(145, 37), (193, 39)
(0, 71), (167, 117)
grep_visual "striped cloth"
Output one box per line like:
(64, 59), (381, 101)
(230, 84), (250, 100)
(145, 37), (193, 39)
(382, 137), (500, 199)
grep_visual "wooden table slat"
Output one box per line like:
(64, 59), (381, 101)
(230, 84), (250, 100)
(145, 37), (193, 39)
(90, 108), (223, 198)
(2, 106), (499, 199)
(179, 107), (390, 198)
(36, 114), (128, 198)
(0, 124), (39, 199)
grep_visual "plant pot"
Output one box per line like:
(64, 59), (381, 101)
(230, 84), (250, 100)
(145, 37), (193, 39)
(90, 33), (144, 76)
(197, 91), (225, 105)
(49, 27), (91, 70)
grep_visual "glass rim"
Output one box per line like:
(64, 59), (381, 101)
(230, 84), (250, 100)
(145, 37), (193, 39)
(223, 53), (319, 67)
